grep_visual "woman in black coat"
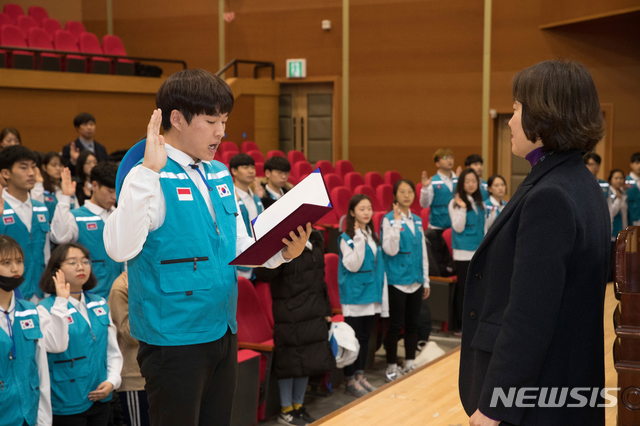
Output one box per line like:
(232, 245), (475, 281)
(459, 60), (610, 426)
(254, 230), (335, 424)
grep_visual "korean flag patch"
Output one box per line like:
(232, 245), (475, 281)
(216, 184), (231, 198)
(93, 307), (107, 316)
(2, 216), (14, 225)
(37, 214), (47, 223)
(20, 319), (35, 330)
(177, 187), (193, 201)
(86, 222), (98, 231)
(67, 316), (74, 324)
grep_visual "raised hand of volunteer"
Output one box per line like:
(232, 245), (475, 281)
(52, 269), (70, 299)
(60, 167), (76, 197)
(142, 109), (167, 173)
(282, 222), (312, 260)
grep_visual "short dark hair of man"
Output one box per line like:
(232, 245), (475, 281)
(90, 161), (117, 188)
(464, 154), (483, 167)
(156, 69), (234, 131)
(264, 156), (291, 173)
(39, 243), (97, 294)
(631, 152), (640, 163)
(512, 60), (604, 152)
(73, 112), (96, 128)
(0, 145), (38, 171)
(229, 153), (255, 170)
(583, 152), (602, 165)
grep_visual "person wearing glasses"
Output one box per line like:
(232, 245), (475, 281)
(37, 243), (122, 426)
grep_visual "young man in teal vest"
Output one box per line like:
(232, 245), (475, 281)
(626, 152), (640, 226)
(51, 162), (123, 298)
(230, 153), (265, 279)
(0, 146), (50, 301)
(104, 69), (310, 426)
(419, 148), (457, 276)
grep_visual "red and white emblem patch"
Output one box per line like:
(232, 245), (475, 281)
(93, 307), (107, 316)
(67, 316), (74, 324)
(86, 222), (98, 231)
(177, 187), (193, 201)
(216, 184), (231, 198)
(3, 216), (14, 225)
(37, 214), (47, 223)
(20, 319), (35, 330)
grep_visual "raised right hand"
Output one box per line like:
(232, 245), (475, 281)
(454, 193), (466, 208)
(421, 170), (432, 187)
(392, 202), (402, 221)
(142, 109), (167, 173)
(70, 141), (80, 165)
(53, 270), (70, 299)
(60, 167), (77, 196)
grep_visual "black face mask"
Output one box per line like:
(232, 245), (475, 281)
(0, 275), (24, 292)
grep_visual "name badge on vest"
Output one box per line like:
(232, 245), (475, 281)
(45, 196), (55, 202)
(67, 315), (74, 324)
(86, 222), (98, 231)
(37, 214), (47, 223)
(3, 216), (14, 225)
(20, 319), (35, 330)
(216, 184), (231, 198)
(436, 184), (442, 189)
(177, 187), (193, 201)
(93, 307), (107, 316)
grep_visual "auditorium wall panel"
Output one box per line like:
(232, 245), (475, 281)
(8, 0), (82, 23)
(539, 0), (640, 26)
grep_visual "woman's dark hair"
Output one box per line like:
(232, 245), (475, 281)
(583, 152), (602, 165)
(487, 174), (507, 194)
(631, 152), (640, 164)
(456, 169), (484, 211)
(41, 152), (63, 193)
(345, 194), (380, 245)
(76, 150), (97, 180)
(512, 60), (604, 152)
(0, 235), (24, 263)
(39, 243), (97, 294)
(156, 69), (234, 131)
(0, 127), (21, 144)
(608, 168), (625, 184)
(392, 179), (415, 207)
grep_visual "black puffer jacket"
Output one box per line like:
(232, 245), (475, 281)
(255, 231), (335, 378)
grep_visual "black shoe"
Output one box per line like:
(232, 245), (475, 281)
(294, 406), (316, 423)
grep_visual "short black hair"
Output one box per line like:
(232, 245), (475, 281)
(73, 113), (96, 128)
(0, 127), (21, 143)
(90, 161), (117, 188)
(0, 145), (38, 171)
(631, 152), (640, 163)
(40, 243), (97, 294)
(229, 153), (255, 170)
(583, 152), (602, 165)
(156, 69), (234, 131)
(108, 149), (128, 164)
(264, 156), (291, 173)
(464, 154), (483, 167)
(512, 60), (604, 152)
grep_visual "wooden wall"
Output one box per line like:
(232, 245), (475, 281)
(8, 0), (82, 22)
(540, 0), (640, 25)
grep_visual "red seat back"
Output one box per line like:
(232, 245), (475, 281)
(241, 141), (259, 153)
(376, 184), (394, 211)
(42, 18), (61, 37)
(64, 21), (86, 38)
(255, 162), (264, 177)
(287, 150), (306, 165)
(324, 253), (341, 311)
(2, 4), (24, 21)
(373, 211), (386, 234)
(0, 13), (13, 26)
(267, 150), (285, 159)
(27, 6), (48, 24)
(344, 171), (364, 191)
(384, 170), (402, 186)
(442, 227), (453, 256)
(78, 31), (104, 55)
(27, 27), (55, 50)
(335, 159), (354, 178)
(353, 184), (379, 210)
(221, 150), (237, 164)
(291, 161), (312, 180)
(219, 141), (239, 154)
(254, 281), (274, 328)
(364, 171), (384, 188)
(17, 15), (37, 36)
(1, 24), (27, 47)
(323, 173), (343, 193)
(102, 34), (127, 55)
(246, 149), (264, 164)
(315, 160), (334, 175)
(236, 277), (273, 343)
(411, 183), (422, 214)
(53, 29), (79, 52)
(331, 186), (351, 219)
(420, 207), (430, 231)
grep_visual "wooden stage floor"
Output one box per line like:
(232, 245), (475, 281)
(317, 283), (618, 425)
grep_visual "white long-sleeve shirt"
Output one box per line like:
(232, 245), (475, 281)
(339, 228), (389, 317)
(608, 188), (628, 241)
(381, 213), (430, 292)
(448, 196), (493, 261)
(1, 294), (68, 426)
(104, 143), (288, 267)
(36, 294), (123, 390)
(50, 197), (112, 244)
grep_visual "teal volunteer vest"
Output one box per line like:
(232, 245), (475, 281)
(237, 191), (264, 237)
(452, 204), (486, 251)
(338, 233), (385, 305)
(382, 212), (425, 285)
(39, 293), (111, 415)
(429, 174), (457, 228)
(0, 298), (42, 426)
(127, 159), (238, 346)
(0, 201), (50, 300)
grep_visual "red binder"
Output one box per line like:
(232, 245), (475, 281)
(230, 169), (333, 266)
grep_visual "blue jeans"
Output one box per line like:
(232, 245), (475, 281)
(278, 377), (309, 408)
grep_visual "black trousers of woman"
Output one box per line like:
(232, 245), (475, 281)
(384, 286), (422, 364)
(453, 260), (471, 332)
(343, 315), (375, 376)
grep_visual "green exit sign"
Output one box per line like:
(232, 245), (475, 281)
(286, 59), (306, 79)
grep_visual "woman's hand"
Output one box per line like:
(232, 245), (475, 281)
(392, 203), (402, 221)
(60, 167), (77, 197)
(282, 223), (313, 260)
(454, 193), (466, 208)
(88, 381), (114, 401)
(421, 171), (432, 187)
(53, 270), (70, 299)
(69, 141), (80, 166)
(142, 109), (167, 173)
(422, 287), (430, 300)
